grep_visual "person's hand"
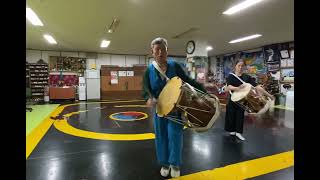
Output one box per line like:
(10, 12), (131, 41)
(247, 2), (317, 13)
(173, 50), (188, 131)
(146, 98), (156, 107)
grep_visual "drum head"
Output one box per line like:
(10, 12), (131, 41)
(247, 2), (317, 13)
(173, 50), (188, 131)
(157, 76), (182, 117)
(231, 83), (252, 102)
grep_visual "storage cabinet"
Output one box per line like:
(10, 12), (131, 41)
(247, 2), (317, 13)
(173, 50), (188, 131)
(100, 65), (146, 100)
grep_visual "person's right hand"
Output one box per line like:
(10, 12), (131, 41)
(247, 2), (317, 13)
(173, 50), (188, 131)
(146, 98), (156, 107)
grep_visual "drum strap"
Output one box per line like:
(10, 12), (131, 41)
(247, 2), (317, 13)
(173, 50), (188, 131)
(229, 73), (246, 84)
(152, 61), (170, 82)
(228, 73), (245, 95)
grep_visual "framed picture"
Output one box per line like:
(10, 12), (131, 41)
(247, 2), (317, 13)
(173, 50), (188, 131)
(280, 50), (290, 59)
(280, 59), (287, 67)
(289, 49), (294, 59)
(281, 68), (294, 82)
(267, 62), (280, 72)
(287, 59), (294, 67)
(118, 71), (127, 76)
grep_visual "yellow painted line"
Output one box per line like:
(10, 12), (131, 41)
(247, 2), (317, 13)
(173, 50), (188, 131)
(26, 105), (66, 159)
(109, 111), (148, 121)
(56, 100), (146, 110)
(54, 119), (155, 141)
(169, 150), (294, 180)
(63, 110), (89, 118)
(272, 105), (294, 111)
(27, 100), (149, 159)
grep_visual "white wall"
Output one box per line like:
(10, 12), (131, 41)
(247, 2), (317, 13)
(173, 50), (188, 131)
(26, 50), (147, 69)
(186, 40), (208, 58)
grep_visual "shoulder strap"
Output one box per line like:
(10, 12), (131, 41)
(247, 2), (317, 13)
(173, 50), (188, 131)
(228, 72), (246, 95)
(152, 61), (170, 81)
(229, 72), (246, 84)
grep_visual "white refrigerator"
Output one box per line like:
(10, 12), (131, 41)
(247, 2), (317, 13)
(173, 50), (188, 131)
(78, 77), (86, 100)
(85, 70), (100, 100)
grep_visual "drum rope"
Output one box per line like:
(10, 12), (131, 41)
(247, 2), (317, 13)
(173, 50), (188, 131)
(176, 106), (204, 124)
(176, 104), (210, 113)
(180, 86), (213, 110)
(164, 115), (201, 127)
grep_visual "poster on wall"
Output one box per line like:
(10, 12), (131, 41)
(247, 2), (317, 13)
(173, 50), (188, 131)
(267, 62), (280, 72)
(270, 71), (281, 80)
(287, 59), (294, 67)
(280, 50), (290, 59)
(118, 71), (127, 76)
(223, 54), (237, 79)
(196, 68), (206, 83)
(240, 51), (267, 80)
(110, 71), (118, 84)
(290, 49), (294, 59)
(126, 71), (134, 76)
(263, 44), (280, 63)
(281, 68), (294, 82)
(281, 59), (287, 67)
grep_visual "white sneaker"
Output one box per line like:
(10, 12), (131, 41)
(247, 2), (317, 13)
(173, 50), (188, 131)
(229, 132), (236, 135)
(170, 166), (180, 178)
(160, 166), (170, 177)
(236, 133), (245, 141)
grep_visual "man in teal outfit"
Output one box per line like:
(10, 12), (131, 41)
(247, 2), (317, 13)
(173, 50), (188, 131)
(142, 37), (206, 178)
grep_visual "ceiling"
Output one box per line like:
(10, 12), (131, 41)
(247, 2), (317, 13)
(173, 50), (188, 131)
(26, 0), (294, 56)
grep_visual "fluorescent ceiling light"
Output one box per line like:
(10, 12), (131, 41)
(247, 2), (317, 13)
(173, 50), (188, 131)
(206, 46), (213, 51)
(223, 0), (264, 15)
(26, 8), (43, 26)
(101, 40), (110, 48)
(229, 34), (262, 43)
(43, 34), (57, 44)
(107, 18), (120, 33)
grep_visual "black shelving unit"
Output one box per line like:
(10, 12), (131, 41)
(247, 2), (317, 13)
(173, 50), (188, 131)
(29, 63), (49, 101)
(26, 62), (30, 88)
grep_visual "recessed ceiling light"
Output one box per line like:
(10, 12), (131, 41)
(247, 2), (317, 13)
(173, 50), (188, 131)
(26, 8), (43, 26)
(43, 34), (57, 44)
(101, 40), (111, 48)
(223, 0), (264, 15)
(229, 34), (262, 43)
(206, 46), (213, 51)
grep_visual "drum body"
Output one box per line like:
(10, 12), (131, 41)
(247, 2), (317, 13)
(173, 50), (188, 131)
(231, 83), (270, 115)
(156, 76), (220, 131)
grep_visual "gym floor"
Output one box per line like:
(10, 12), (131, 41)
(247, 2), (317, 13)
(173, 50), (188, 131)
(26, 100), (294, 180)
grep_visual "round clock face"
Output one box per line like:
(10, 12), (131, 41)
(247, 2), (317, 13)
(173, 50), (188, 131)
(186, 40), (195, 54)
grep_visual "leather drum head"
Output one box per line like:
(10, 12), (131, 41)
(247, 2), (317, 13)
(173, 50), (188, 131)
(231, 83), (252, 102)
(156, 76), (182, 117)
